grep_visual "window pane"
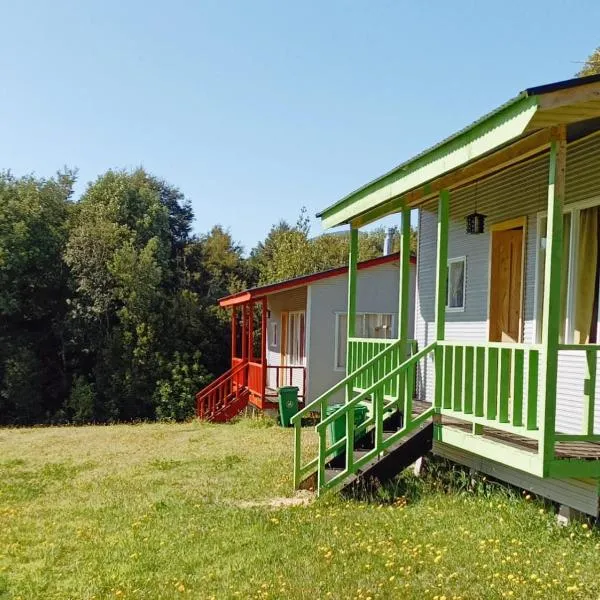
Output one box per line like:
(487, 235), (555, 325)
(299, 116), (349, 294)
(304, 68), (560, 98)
(574, 207), (599, 343)
(447, 261), (465, 308)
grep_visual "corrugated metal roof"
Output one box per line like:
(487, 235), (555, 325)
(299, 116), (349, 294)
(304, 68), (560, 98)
(219, 251), (415, 307)
(317, 73), (600, 220)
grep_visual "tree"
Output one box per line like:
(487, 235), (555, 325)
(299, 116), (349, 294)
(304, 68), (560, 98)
(0, 170), (75, 424)
(577, 46), (600, 77)
(252, 208), (418, 285)
(65, 169), (181, 420)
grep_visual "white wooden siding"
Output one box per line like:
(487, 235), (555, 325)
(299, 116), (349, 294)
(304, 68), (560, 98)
(415, 132), (600, 434)
(307, 261), (415, 405)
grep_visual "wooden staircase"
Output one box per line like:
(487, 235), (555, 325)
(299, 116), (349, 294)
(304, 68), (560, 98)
(196, 361), (250, 422)
(301, 408), (433, 494)
(292, 340), (437, 495)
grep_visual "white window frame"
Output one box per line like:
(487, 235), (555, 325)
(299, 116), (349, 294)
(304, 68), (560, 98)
(268, 321), (278, 348)
(286, 310), (306, 366)
(333, 311), (396, 372)
(534, 195), (600, 344)
(446, 256), (466, 313)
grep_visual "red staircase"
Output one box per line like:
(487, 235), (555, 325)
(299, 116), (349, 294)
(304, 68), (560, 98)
(196, 361), (250, 422)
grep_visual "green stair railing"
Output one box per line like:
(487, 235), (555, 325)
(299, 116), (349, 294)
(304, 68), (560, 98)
(291, 338), (415, 489)
(315, 343), (436, 493)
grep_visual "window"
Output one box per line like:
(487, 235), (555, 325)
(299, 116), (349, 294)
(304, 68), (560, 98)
(447, 257), (466, 312)
(269, 321), (278, 348)
(286, 311), (306, 365)
(335, 312), (394, 370)
(536, 201), (600, 344)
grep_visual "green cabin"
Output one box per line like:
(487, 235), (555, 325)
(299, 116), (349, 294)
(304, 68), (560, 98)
(292, 74), (600, 517)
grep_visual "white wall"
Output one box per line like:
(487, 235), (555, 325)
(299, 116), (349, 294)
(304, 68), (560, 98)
(306, 260), (416, 404)
(414, 132), (600, 434)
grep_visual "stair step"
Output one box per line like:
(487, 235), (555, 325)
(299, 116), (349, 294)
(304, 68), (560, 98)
(353, 449), (372, 461)
(324, 468), (343, 483)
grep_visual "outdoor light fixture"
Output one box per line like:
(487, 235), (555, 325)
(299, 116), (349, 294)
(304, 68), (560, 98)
(466, 211), (486, 234)
(466, 185), (486, 234)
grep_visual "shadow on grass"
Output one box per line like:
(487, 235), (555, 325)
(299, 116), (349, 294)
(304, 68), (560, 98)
(341, 455), (548, 508)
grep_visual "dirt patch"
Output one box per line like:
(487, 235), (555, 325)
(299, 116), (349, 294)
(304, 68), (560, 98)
(233, 490), (314, 509)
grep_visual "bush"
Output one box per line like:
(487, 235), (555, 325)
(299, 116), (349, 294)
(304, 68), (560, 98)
(67, 376), (96, 424)
(154, 352), (210, 421)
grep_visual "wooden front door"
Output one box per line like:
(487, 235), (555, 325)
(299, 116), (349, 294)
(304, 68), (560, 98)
(489, 226), (524, 342)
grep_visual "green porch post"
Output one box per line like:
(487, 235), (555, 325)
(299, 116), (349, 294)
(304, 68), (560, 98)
(434, 190), (449, 409)
(398, 206), (411, 343)
(345, 226), (359, 389)
(539, 125), (566, 471)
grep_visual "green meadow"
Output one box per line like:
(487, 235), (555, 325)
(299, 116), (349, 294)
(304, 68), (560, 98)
(0, 419), (598, 600)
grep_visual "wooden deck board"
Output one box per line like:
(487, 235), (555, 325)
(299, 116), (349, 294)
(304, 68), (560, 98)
(412, 400), (600, 462)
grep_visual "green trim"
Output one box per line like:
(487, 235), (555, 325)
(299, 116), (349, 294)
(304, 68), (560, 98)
(346, 227), (358, 400)
(319, 95), (539, 228)
(436, 425), (544, 477)
(539, 136), (564, 471)
(398, 206), (411, 342)
(435, 191), (449, 341)
(547, 459), (600, 479)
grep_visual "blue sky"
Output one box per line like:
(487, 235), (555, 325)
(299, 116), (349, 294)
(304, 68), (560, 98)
(1, 1), (599, 252)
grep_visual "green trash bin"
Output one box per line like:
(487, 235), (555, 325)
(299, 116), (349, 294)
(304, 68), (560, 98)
(326, 402), (369, 455)
(278, 386), (299, 427)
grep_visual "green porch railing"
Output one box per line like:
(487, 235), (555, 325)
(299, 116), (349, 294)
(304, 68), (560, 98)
(290, 338), (416, 489)
(436, 340), (543, 439)
(293, 338), (600, 495)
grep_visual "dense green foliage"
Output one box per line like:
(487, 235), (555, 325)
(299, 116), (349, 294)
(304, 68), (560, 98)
(0, 169), (246, 424)
(0, 168), (414, 424)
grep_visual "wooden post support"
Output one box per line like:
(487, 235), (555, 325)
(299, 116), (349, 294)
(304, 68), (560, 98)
(248, 302), (254, 362)
(346, 226), (359, 377)
(539, 125), (566, 470)
(398, 206), (411, 342)
(434, 190), (450, 409)
(231, 307), (237, 363)
(261, 298), (268, 401)
(241, 304), (247, 360)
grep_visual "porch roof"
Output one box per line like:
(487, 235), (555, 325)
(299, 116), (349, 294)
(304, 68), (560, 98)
(218, 252), (414, 307)
(317, 74), (600, 229)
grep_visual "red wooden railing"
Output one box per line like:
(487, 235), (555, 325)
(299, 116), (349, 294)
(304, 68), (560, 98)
(248, 361), (265, 398)
(266, 365), (306, 400)
(196, 360), (249, 420)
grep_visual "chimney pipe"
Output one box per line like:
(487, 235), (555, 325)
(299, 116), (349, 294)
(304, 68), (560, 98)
(383, 227), (394, 256)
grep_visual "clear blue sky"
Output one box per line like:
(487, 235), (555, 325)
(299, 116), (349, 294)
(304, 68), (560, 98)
(1, 1), (599, 252)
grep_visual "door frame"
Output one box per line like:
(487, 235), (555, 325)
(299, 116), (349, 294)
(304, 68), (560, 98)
(487, 216), (527, 342)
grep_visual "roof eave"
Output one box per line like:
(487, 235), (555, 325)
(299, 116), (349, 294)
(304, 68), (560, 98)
(318, 93), (539, 229)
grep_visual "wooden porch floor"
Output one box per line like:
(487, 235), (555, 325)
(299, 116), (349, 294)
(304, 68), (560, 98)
(412, 400), (600, 461)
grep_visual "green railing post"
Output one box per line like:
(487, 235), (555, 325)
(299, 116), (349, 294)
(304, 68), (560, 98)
(539, 126), (566, 471)
(293, 420), (302, 489)
(346, 404), (355, 471)
(434, 190), (449, 409)
(398, 205), (411, 411)
(399, 205), (411, 341)
(346, 226), (359, 402)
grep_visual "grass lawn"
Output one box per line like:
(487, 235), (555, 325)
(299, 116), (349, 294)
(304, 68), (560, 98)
(1, 418), (599, 600)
